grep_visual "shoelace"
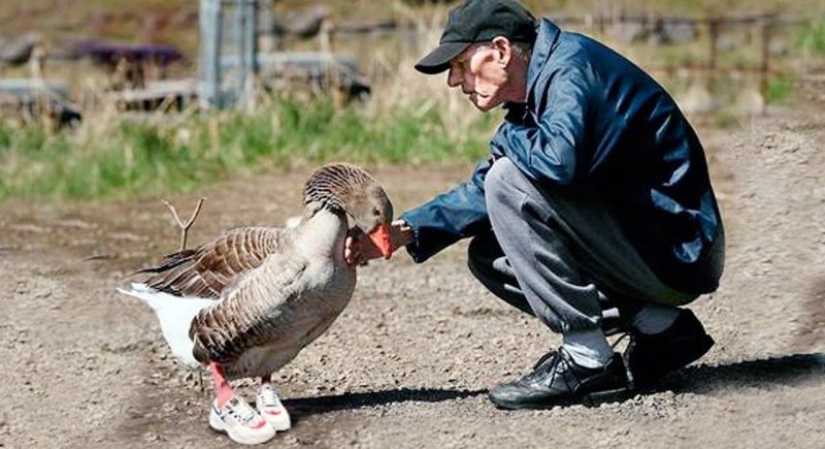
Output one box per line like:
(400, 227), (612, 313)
(611, 332), (630, 350)
(258, 386), (280, 407)
(532, 351), (557, 370)
(226, 399), (261, 425)
(519, 350), (561, 384)
(524, 348), (578, 389)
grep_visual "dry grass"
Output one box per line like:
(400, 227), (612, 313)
(1, 0), (824, 201)
(2, 1), (823, 57)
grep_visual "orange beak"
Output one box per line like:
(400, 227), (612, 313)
(367, 223), (393, 259)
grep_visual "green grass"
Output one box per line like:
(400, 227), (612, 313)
(797, 18), (825, 54)
(765, 74), (795, 103)
(2, 1), (822, 202)
(0, 98), (498, 201)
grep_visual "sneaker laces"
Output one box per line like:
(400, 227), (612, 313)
(258, 385), (280, 407)
(226, 398), (262, 426)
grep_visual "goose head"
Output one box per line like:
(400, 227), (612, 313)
(304, 163), (394, 259)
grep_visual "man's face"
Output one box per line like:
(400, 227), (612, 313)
(447, 43), (509, 112)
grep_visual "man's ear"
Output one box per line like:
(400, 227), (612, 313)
(491, 36), (513, 67)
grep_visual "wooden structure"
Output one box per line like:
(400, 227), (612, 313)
(198, 0), (369, 110)
(0, 78), (81, 130)
(105, 78), (199, 112)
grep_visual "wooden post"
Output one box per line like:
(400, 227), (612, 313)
(759, 13), (775, 101)
(258, 0), (274, 52)
(233, 0), (244, 105)
(708, 17), (720, 72)
(244, 0), (259, 110)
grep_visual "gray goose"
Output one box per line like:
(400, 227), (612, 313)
(118, 162), (393, 445)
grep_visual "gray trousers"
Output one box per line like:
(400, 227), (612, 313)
(468, 158), (696, 335)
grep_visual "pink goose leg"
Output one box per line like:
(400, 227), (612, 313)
(210, 362), (235, 407)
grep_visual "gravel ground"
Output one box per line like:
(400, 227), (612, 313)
(0, 106), (824, 449)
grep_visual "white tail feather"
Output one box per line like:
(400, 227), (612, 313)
(117, 283), (214, 368)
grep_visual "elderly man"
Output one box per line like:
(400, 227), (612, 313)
(349, 0), (724, 410)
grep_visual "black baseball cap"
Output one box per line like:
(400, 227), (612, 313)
(415, 0), (537, 75)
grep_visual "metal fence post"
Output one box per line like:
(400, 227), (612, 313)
(235, 0), (258, 109)
(199, 0), (258, 110)
(199, 0), (223, 109)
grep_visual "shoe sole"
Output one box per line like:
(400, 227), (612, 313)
(581, 387), (630, 407)
(489, 386), (630, 410)
(209, 409), (277, 445)
(260, 411), (291, 432)
(257, 398), (292, 431)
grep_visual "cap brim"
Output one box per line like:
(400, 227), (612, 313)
(414, 42), (470, 75)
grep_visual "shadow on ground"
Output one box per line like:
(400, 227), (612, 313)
(662, 352), (825, 394)
(284, 387), (487, 420)
(284, 353), (825, 420)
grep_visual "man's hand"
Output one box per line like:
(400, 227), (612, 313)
(345, 220), (413, 266)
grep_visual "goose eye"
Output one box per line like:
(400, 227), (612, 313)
(372, 209), (381, 217)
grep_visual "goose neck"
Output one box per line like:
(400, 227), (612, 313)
(296, 208), (348, 256)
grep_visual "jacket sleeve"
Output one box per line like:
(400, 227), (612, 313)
(492, 64), (594, 187)
(399, 157), (497, 263)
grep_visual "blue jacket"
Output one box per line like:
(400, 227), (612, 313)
(401, 19), (724, 295)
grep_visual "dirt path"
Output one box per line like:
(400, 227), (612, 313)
(1, 109), (823, 449)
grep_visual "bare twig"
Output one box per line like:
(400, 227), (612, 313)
(162, 197), (205, 251)
(83, 254), (115, 261)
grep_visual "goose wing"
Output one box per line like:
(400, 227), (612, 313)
(188, 254), (310, 364)
(139, 226), (292, 298)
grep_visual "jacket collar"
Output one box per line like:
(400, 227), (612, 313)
(502, 19), (561, 120)
(503, 18), (561, 114)
(526, 19), (562, 93)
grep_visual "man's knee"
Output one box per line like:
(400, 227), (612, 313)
(485, 158), (525, 212)
(484, 158), (520, 194)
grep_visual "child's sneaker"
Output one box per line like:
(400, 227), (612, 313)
(209, 396), (276, 445)
(256, 384), (292, 431)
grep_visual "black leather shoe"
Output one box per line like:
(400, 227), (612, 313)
(624, 309), (715, 390)
(488, 348), (630, 410)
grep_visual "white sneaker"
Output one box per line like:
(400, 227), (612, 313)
(256, 384), (292, 431)
(209, 396), (276, 445)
